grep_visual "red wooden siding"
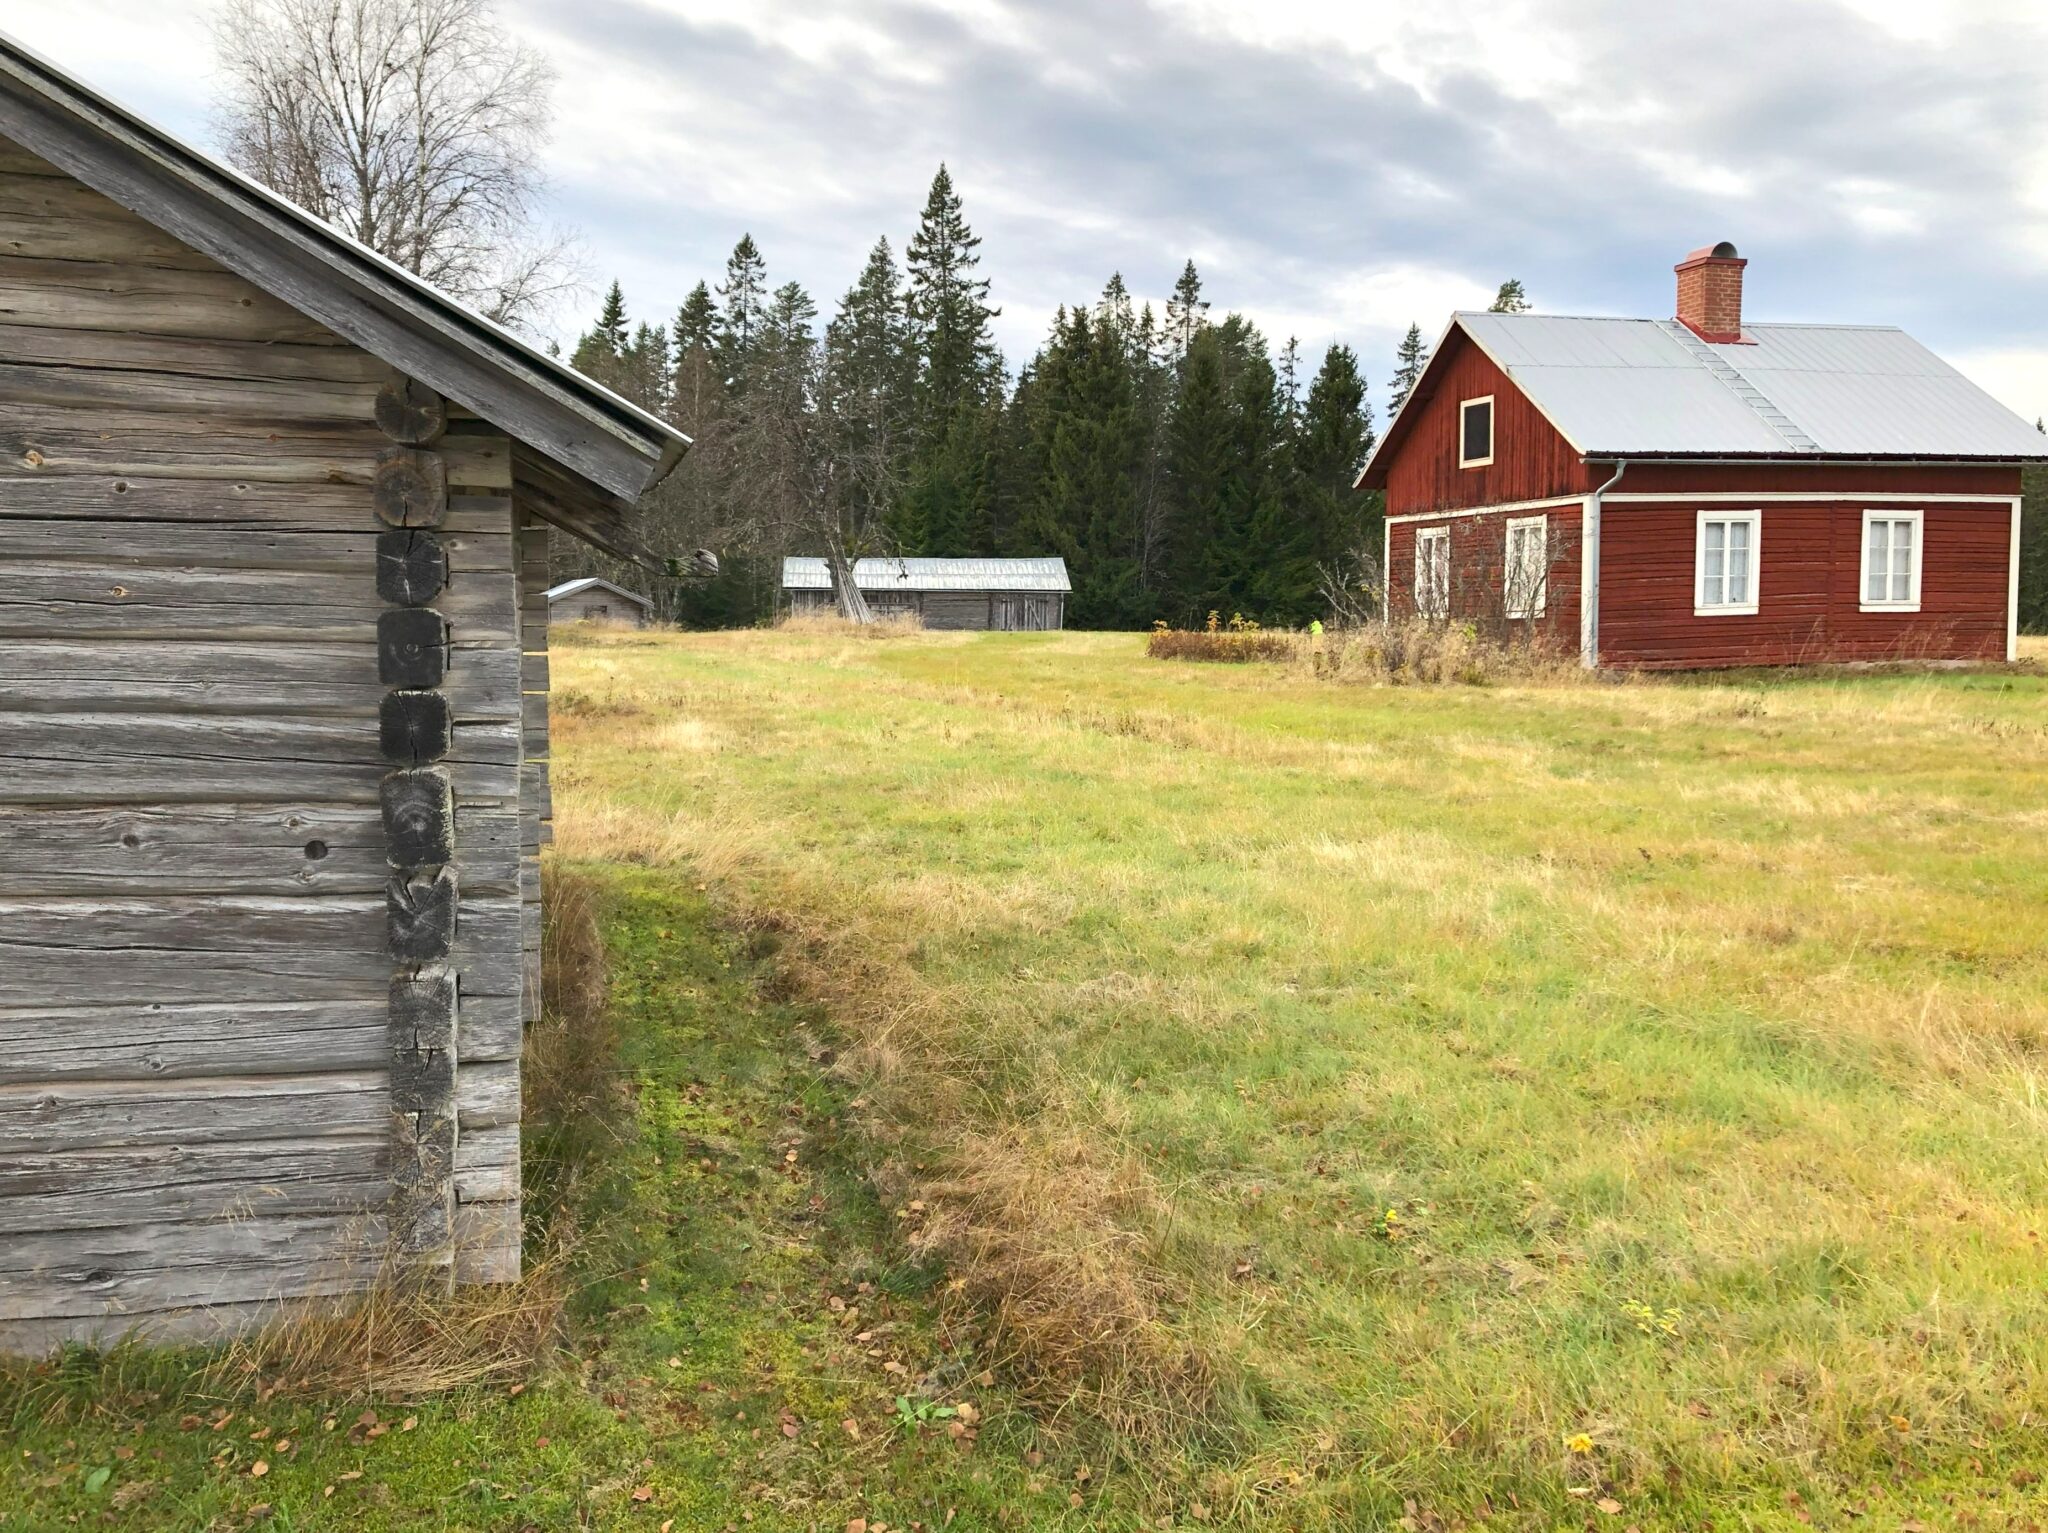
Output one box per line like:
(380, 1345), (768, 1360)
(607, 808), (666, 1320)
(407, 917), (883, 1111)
(1616, 462), (2019, 498)
(1598, 501), (2012, 668)
(1380, 331), (1591, 514)
(1386, 507), (1582, 646)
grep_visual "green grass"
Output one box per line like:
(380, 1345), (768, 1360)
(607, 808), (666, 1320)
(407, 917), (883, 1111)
(0, 874), (1089, 1531)
(542, 627), (2048, 1530)
(8, 629), (2046, 1531)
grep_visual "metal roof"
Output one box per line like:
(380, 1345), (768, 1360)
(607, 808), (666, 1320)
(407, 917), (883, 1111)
(546, 577), (652, 607)
(1362, 310), (2048, 482)
(0, 28), (689, 503)
(782, 557), (1072, 593)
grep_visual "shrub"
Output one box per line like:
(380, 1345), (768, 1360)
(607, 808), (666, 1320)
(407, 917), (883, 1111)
(1147, 615), (1296, 663)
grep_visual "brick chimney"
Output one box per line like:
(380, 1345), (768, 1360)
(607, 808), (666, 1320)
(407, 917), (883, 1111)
(1674, 241), (1747, 343)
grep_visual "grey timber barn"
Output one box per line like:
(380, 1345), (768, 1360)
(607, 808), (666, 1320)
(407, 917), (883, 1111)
(546, 577), (654, 627)
(0, 34), (687, 1349)
(782, 557), (1070, 630)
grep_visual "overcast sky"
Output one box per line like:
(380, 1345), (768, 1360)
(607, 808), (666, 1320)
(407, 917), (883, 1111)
(12, 0), (2048, 423)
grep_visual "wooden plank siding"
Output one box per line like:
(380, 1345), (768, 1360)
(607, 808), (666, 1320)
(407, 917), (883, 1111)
(783, 587), (1065, 630)
(1598, 500), (2014, 668)
(1386, 505), (1583, 647)
(1380, 330), (1592, 515)
(0, 133), (529, 1344)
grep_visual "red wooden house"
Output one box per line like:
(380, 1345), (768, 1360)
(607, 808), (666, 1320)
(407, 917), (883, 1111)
(1357, 244), (2045, 668)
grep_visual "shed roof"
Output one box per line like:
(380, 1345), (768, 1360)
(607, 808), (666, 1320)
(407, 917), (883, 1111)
(546, 577), (652, 608)
(0, 28), (688, 559)
(1360, 311), (2048, 486)
(782, 557), (1072, 594)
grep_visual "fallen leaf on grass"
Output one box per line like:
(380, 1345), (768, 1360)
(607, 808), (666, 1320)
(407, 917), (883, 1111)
(1597, 1498), (1623, 1515)
(82, 1467), (111, 1494)
(840, 1418), (861, 1440)
(250, 1461), (269, 1479)
(631, 1485), (654, 1502)
(401, 1417), (417, 1432)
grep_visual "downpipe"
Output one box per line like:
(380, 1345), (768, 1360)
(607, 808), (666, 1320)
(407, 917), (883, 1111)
(1583, 460), (1627, 668)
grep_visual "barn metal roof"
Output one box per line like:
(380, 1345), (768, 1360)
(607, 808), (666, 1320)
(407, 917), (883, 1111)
(546, 577), (652, 608)
(782, 557), (1072, 593)
(0, 28), (689, 511)
(1361, 310), (2048, 484)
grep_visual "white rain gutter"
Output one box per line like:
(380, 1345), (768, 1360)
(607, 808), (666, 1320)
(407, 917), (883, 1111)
(1582, 459), (1627, 669)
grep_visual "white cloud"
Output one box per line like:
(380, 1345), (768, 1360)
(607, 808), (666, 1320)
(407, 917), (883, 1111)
(14, 0), (2048, 416)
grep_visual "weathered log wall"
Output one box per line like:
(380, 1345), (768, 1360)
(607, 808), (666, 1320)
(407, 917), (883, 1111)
(0, 134), (527, 1345)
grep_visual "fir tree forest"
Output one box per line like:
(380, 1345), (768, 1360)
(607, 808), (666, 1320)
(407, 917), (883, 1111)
(558, 165), (1457, 630)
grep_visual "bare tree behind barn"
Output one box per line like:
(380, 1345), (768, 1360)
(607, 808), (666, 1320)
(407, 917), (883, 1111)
(212, 0), (576, 328)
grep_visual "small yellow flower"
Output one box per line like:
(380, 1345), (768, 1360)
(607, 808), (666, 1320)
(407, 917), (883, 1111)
(1565, 1432), (1595, 1455)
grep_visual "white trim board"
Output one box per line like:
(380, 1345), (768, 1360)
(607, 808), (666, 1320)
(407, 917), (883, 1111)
(2009, 500), (2023, 664)
(1384, 496), (1584, 526)
(1693, 509), (1762, 617)
(1459, 396), (1496, 469)
(1605, 490), (2016, 505)
(1391, 491), (2018, 523)
(1857, 508), (1924, 614)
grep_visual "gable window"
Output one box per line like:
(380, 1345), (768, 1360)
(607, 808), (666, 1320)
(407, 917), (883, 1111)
(1861, 510), (1922, 611)
(1504, 515), (1548, 619)
(1695, 510), (1760, 616)
(1414, 526), (1451, 619)
(1458, 396), (1494, 468)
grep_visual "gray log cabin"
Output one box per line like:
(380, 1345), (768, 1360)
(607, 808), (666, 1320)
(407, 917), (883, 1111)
(782, 557), (1070, 630)
(546, 576), (654, 627)
(0, 34), (686, 1350)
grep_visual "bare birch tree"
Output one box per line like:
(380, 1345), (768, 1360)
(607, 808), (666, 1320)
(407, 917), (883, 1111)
(212, 0), (576, 328)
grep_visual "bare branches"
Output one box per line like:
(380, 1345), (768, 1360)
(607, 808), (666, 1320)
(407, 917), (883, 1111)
(212, 0), (575, 329)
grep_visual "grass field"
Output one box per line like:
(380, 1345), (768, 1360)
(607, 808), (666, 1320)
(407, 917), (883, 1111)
(6, 629), (2046, 1531)
(548, 627), (2048, 1530)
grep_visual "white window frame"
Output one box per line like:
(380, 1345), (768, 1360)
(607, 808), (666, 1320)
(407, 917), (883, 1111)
(1859, 508), (1923, 613)
(1414, 526), (1451, 619)
(1504, 514), (1548, 619)
(1457, 396), (1494, 469)
(1694, 509), (1761, 617)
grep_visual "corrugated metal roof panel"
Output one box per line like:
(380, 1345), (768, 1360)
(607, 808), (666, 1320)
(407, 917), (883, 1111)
(1449, 311), (2048, 460)
(782, 557), (1072, 593)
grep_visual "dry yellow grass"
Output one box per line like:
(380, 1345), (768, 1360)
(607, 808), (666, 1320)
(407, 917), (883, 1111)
(547, 626), (2048, 1527)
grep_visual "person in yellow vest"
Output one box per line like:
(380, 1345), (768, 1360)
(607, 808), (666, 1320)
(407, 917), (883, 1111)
(1309, 617), (1325, 671)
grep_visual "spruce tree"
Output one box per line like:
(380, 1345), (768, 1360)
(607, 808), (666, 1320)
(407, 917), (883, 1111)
(1162, 327), (1235, 622)
(903, 166), (1002, 552)
(905, 165), (1001, 422)
(716, 234), (770, 391)
(1389, 322), (1430, 417)
(670, 282), (723, 434)
(1164, 259), (1208, 367)
(1291, 344), (1379, 608)
(824, 238), (916, 551)
(1489, 279), (1532, 313)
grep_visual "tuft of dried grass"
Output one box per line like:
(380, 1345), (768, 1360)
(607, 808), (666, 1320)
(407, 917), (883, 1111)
(1147, 627), (1296, 663)
(199, 1250), (574, 1404)
(1308, 617), (1587, 686)
(7, 863), (624, 1416)
(776, 609), (926, 637)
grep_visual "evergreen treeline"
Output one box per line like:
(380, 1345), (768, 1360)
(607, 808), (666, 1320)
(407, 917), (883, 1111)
(558, 167), (1418, 629)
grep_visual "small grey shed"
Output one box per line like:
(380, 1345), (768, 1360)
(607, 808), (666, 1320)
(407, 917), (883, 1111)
(782, 557), (1070, 630)
(0, 31), (687, 1349)
(547, 577), (654, 627)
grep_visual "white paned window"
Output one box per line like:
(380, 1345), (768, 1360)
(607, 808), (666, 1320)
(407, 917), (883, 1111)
(1861, 510), (1922, 611)
(1504, 515), (1548, 619)
(1415, 526), (1451, 619)
(1695, 510), (1761, 615)
(1458, 397), (1494, 468)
